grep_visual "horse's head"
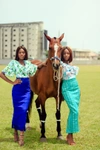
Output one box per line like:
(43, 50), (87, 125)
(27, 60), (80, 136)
(44, 33), (64, 70)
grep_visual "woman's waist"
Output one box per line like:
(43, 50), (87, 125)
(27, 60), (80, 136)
(62, 77), (76, 82)
(62, 78), (79, 86)
(16, 77), (30, 83)
(16, 77), (29, 79)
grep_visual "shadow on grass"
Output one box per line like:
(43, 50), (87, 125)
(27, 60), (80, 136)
(0, 127), (67, 149)
(0, 127), (40, 142)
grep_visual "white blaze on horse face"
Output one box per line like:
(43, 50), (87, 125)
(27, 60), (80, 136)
(54, 44), (59, 63)
(54, 43), (59, 65)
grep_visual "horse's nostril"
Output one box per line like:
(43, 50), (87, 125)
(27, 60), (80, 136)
(53, 64), (59, 70)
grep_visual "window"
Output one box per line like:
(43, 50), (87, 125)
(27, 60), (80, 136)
(5, 45), (7, 47)
(5, 50), (7, 52)
(13, 29), (16, 31)
(5, 40), (7, 42)
(5, 55), (7, 57)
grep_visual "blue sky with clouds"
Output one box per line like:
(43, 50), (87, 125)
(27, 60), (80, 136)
(0, 0), (100, 52)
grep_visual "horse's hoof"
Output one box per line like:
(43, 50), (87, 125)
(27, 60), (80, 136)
(57, 135), (64, 140)
(40, 137), (47, 142)
(26, 126), (31, 130)
(26, 123), (31, 130)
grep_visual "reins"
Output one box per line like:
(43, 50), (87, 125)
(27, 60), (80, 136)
(50, 56), (63, 110)
(53, 64), (62, 110)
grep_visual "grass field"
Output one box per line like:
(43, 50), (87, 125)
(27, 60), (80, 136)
(0, 65), (100, 150)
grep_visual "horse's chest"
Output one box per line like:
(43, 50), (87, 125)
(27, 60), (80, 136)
(45, 82), (58, 97)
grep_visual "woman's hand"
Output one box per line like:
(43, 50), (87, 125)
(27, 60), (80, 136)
(38, 62), (47, 69)
(13, 79), (22, 85)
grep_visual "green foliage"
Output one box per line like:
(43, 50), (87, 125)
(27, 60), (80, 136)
(0, 65), (100, 150)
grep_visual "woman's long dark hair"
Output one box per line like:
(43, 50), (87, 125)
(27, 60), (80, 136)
(61, 46), (73, 63)
(15, 46), (28, 60)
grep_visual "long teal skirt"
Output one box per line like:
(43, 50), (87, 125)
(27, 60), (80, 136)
(61, 78), (80, 133)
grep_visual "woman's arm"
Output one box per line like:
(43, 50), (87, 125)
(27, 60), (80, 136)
(0, 72), (22, 85)
(37, 61), (47, 69)
(31, 59), (47, 69)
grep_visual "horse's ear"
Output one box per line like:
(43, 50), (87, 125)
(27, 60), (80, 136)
(59, 33), (64, 41)
(44, 33), (51, 41)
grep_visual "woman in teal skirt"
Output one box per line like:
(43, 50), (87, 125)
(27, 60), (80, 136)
(61, 46), (80, 145)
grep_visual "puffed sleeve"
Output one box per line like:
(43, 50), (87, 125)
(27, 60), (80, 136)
(28, 62), (37, 76)
(2, 60), (15, 77)
(73, 66), (79, 75)
(60, 61), (66, 67)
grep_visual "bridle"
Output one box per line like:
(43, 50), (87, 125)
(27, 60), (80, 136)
(50, 47), (63, 110)
(50, 56), (61, 62)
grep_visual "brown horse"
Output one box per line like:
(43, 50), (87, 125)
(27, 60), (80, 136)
(30, 33), (64, 141)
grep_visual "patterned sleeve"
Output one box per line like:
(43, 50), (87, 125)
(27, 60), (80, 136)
(2, 60), (15, 77)
(73, 66), (79, 75)
(60, 61), (66, 67)
(28, 62), (37, 76)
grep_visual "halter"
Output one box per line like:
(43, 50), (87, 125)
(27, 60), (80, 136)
(50, 56), (61, 61)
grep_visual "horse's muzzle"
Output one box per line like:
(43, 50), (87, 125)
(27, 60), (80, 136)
(52, 63), (60, 70)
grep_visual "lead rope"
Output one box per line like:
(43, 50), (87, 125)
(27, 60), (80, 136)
(53, 66), (62, 110)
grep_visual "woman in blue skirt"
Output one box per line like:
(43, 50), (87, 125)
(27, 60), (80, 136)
(0, 46), (44, 146)
(61, 46), (81, 145)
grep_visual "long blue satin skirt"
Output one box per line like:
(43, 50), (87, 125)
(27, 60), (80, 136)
(61, 78), (80, 133)
(12, 78), (31, 131)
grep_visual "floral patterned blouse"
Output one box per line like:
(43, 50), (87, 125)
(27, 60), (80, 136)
(2, 60), (37, 78)
(60, 61), (79, 80)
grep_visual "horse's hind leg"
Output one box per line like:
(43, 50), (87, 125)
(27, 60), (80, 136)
(35, 96), (41, 121)
(55, 101), (63, 139)
(26, 91), (34, 129)
(35, 96), (47, 141)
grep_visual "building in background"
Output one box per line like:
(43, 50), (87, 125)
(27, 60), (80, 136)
(0, 22), (48, 60)
(72, 48), (98, 60)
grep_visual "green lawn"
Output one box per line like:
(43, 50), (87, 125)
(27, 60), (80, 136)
(0, 65), (100, 150)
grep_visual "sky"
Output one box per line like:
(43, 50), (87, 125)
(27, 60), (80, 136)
(0, 0), (100, 52)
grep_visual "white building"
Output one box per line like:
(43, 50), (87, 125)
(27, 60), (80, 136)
(0, 22), (47, 60)
(72, 48), (98, 60)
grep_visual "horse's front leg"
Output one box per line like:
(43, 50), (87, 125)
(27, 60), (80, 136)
(55, 98), (63, 139)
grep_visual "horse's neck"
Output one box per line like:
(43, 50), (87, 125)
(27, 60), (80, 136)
(46, 58), (54, 73)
